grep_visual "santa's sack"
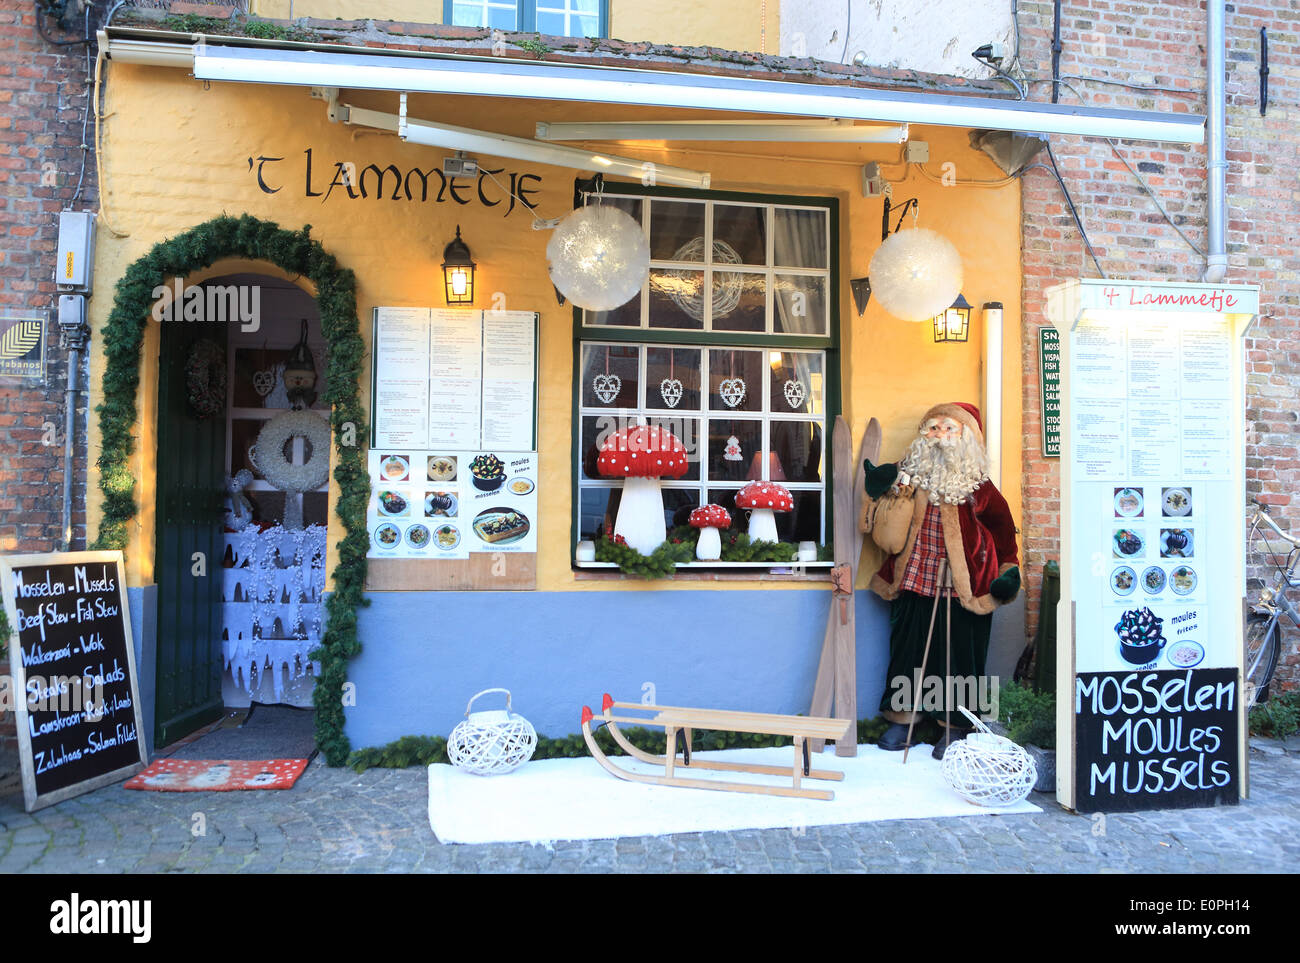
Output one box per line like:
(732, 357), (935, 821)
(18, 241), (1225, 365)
(867, 491), (914, 555)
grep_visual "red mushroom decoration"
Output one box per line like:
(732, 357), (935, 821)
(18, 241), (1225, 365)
(689, 503), (732, 561)
(596, 424), (690, 555)
(735, 480), (794, 544)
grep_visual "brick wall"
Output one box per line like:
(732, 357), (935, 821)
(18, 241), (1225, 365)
(0, 0), (102, 755)
(1014, 0), (1300, 689)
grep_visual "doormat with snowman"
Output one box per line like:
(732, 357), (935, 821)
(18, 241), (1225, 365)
(124, 758), (309, 791)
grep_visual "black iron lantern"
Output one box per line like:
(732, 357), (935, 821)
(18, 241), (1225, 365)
(442, 225), (476, 304)
(283, 318), (318, 408)
(933, 293), (972, 343)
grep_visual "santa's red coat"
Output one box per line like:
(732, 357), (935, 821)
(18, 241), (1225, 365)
(869, 480), (1020, 615)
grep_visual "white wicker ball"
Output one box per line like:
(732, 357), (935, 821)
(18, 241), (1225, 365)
(940, 732), (1037, 807)
(447, 689), (538, 776)
(868, 227), (963, 322)
(547, 204), (650, 311)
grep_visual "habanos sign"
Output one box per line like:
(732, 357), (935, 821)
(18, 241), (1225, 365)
(1046, 279), (1258, 812)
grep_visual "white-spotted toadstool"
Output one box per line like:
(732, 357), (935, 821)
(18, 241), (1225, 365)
(688, 504), (731, 561)
(735, 480), (793, 544)
(596, 424), (690, 555)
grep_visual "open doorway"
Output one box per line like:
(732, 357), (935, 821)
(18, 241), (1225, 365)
(153, 270), (329, 749)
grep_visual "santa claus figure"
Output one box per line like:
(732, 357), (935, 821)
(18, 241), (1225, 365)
(867, 402), (1020, 759)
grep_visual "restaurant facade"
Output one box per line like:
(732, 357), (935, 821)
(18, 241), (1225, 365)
(5, 1), (1284, 771)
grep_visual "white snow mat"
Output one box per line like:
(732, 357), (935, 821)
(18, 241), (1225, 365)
(427, 743), (1041, 844)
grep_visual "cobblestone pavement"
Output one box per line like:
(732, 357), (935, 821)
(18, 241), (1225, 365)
(1, 744), (1296, 874)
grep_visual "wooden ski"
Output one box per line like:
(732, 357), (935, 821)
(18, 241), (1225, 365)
(810, 417), (881, 755)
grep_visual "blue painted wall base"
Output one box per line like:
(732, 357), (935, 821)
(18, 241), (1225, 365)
(125, 585), (157, 758)
(343, 589), (893, 747)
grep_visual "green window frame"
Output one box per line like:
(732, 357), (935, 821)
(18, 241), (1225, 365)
(570, 184), (842, 567)
(444, 0), (608, 37)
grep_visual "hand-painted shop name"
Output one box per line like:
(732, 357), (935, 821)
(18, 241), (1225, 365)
(1102, 286), (1239, 311)
(249, 150), (542, 214)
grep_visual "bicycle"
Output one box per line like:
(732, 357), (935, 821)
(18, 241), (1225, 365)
(1245, 501), (1300, 707)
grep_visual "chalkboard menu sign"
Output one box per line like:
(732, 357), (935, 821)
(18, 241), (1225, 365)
(1, 551), (147, 812)
(1074, 667), (1238, 813)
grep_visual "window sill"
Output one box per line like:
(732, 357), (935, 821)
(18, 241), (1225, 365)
(572, 560), (833, 582)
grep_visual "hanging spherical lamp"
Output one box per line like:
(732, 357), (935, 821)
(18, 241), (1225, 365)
(547, 204), (650, 311)
(867, 228), (963, 322)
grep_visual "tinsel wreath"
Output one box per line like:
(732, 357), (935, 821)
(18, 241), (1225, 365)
(91, 214), (369, 767)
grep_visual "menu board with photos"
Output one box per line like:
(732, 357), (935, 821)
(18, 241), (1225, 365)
(371, 307), (538, 452)
(1050, 278), (1258, 813)
(1069, 312), (1235, 676)
(368, 450), (539, 559)
(0, 551), (147, 812)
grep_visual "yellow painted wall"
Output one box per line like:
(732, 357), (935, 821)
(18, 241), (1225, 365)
(250, 0), (444, 22)
(611, 0), (771, 51)
(248, 0), (773, 53)
(89, 65), (1021, 592)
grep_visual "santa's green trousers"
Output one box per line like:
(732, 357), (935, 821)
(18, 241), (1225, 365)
(879, 589), (993, 726)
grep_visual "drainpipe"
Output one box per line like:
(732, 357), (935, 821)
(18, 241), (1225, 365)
(1203, 0), (1228, 283)
(60, 318), (89, 551)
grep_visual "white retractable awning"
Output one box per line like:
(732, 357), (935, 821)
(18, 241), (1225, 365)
(105, 35), (1206, 146)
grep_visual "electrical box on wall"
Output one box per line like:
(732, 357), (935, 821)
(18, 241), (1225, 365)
(904, 141), (930, 163)
(55, 211), (96, 294)
(57, 294), (86, 332)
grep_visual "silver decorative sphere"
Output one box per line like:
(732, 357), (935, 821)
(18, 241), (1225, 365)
(868, 228), (963, 322)
(547, 205), (650, 311)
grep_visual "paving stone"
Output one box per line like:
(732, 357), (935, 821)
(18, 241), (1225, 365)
(2, 749), (1297, 874)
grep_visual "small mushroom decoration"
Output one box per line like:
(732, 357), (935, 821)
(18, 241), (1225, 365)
(735, 480), (794, 544)
(596, 424), (690, 555)
(689, 504), (732, 561)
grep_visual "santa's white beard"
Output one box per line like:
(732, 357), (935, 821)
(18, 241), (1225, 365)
(900, 434), (990, 505)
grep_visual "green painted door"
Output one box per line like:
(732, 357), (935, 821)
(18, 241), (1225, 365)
(154, 320), (226, 747)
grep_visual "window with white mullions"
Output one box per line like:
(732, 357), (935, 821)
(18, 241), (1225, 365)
(537, 0), (600, 37)
(447, 0), (606, 36)
(576, 342), (827, 546)
(574, 189), (836, 563)
(584, 197), (831, 336)
(450, 0), (519, 29)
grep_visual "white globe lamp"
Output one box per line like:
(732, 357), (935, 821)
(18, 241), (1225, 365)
(547, 205), (650, 311)
(868, 228), (963, 322)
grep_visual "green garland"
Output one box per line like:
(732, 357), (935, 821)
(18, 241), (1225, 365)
(594, 534), (694, 578)
(91, 214), (369, 767)
(594, 526), (812, 576)
(346, 714), (927, 772)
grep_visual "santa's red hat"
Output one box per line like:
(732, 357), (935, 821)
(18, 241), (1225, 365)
(919, 402), (984, 445)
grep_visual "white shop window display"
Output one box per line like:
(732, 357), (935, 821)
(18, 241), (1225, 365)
(218, 276), (331, 708)
(573, 190), (836, 566)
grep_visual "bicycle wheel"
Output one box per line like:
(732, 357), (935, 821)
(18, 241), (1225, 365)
(1244, 613), (1281, 708)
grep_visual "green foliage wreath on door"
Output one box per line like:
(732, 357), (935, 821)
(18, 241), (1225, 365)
(91, 214), (369, 766)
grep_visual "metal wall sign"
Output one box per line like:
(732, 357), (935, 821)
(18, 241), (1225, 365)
(0, 312), (47, 381)
(1039, 326), (1061, 457)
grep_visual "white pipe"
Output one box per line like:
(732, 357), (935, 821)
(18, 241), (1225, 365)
(1203, 1), (1228, 283)
(982, 302), (1003, 488)
(535, 120), (909, 143)
(399, 112), (711, 189)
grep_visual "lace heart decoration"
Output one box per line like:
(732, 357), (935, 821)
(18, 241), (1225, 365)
(660, 378), (683, 408)
(592, 373), (622, 404)
(783, 379), (806, 409)
(252, 369), (276, 397)
(719, 377), (746, 408)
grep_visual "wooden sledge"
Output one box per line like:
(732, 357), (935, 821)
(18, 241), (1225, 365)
(580, 695), (852, 801)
